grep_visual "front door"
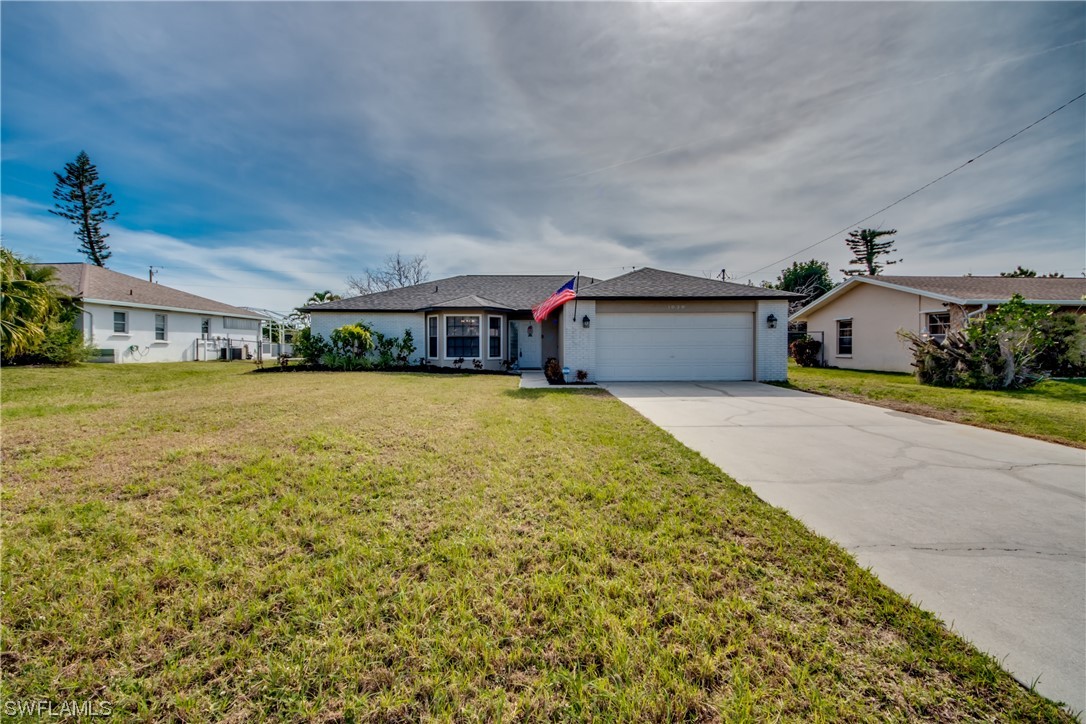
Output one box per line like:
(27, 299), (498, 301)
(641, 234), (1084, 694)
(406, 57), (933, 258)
(510, 320), (542, 369)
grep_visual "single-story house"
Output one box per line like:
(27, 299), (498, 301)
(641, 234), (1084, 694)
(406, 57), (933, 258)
(45, 263), (268, 363)
(790, 275), (1086, 372)
(305, 268), (798, 382)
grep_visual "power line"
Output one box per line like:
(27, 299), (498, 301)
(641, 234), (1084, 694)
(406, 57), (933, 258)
(734, 91), (1086, 280)
(553, 40), (1085, 185)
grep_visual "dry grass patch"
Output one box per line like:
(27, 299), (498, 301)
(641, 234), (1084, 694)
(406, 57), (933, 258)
(1, 363), (1073, 720)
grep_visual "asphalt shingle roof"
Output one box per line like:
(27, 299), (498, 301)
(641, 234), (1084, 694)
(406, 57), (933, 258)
(577, 268), (801, 299)
(873, 276), (1086, 302)
(305, 275), (598, 312)
(42, 263), (265, 318)
(309, 268), (800, 313)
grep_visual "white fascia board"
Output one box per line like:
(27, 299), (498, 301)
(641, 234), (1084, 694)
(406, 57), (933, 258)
(958, 298), (1086, 306)
(81, 298), (267, 320)
(789, 277), (965, 322)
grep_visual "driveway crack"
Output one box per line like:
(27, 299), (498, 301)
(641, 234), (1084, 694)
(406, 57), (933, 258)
(850, 543), (1084, 561)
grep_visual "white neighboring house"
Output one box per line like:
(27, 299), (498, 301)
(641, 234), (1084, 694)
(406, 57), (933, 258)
(45, 263), (268, 363)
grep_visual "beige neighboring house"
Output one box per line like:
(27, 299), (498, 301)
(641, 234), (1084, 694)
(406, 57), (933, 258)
(44, 263), (268, 363)
(790, 276), (1086, 373)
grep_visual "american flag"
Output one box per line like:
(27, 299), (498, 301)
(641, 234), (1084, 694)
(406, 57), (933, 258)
(532, 277), (577, 322)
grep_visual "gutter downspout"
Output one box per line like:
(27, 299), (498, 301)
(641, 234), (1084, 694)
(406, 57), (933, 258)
(82, 306), (94, 346)
(966, 303), (989, 323)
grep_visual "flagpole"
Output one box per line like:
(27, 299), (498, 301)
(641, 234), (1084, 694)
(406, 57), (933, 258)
(573, 271), (580, 322)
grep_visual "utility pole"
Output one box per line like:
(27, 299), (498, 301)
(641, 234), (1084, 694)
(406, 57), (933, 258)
(148, 266), (160, 283)
(717, 268), (727, 281)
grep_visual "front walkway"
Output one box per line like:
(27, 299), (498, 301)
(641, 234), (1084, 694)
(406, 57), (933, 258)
(602, 381), (1086, 712)
(518, 370), (549, 388)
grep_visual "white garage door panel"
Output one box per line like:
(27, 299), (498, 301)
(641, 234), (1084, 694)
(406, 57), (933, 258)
(596, 312), (753, 381)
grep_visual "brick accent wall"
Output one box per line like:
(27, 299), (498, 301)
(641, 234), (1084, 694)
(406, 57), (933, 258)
(755, 299), (789, 381)
(560, 300), (596, 381)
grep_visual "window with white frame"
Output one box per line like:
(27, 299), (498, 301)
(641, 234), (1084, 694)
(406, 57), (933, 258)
(113, 311), (128, 334)
(223, 317), (259, 331)
(428, 316), (439, 358)
(837, 319), (853, 355)
(445, 316), (480, 358)
(154, 314), (168, 341)
(927, 312), (950, 340)
(488, 316), (502, 359)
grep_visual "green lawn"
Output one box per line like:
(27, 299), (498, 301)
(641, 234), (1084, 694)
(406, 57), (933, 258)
(779, 363), (1086, 448)
(1, 363), (1073, 720)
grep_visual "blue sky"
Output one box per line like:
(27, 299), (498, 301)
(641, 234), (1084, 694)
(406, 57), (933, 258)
(2, 2), (1083, 312)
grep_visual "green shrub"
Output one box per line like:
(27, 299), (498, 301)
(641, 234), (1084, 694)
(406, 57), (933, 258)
(319, 352), (373, 371)
(34, 317), (94, 364)
(899, 295), (1055, 389)
(372, 331), (397, 368)
(320, 323), (420, 371)
(4, 306), (93, 366)
(1035, 312), (1086, 377)
(330, 323), (374, 356)
(396, 328), (416, 366)
(292, 327), (330, 364)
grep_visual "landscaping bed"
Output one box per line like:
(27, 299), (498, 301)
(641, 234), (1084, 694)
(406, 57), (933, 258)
(252, 361), (516, 376)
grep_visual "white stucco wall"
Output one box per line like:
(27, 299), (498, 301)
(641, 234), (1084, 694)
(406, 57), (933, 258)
(81, 302), (262, 363)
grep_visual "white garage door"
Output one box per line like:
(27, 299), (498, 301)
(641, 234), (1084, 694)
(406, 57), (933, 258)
(595, 312), (753, 381)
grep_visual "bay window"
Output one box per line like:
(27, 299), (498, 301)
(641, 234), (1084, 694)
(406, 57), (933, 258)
(488, 316), (502, 359)
(428, 316), (439, 358)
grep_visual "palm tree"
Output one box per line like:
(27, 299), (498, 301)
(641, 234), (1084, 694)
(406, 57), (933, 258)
(306, 290), (342, 305)
(1, 249), (63, 359)
(291, 290), (343, 328)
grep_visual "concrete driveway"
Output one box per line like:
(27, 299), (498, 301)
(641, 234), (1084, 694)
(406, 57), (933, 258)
(602, 381), (1086, 712)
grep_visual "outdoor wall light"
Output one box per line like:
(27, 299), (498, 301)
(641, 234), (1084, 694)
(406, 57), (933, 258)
(767, 313), (778, 329)
(582, 315), (591, 328)
(527, 324), (533, 337)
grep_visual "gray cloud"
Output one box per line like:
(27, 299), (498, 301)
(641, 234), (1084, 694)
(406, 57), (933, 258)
(2, 2), (1082, 309)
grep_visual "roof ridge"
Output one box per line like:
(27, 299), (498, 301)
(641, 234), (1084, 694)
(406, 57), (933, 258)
(38, 262), (264, 318)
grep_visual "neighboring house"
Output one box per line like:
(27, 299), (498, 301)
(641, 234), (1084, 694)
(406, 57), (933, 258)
(45, 263), (268, 363)
(790, 275), (1086, 372)
(305, 268), (798, 382)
